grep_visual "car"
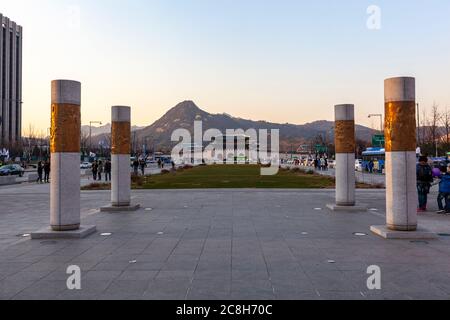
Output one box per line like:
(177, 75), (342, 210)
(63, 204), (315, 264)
(355, 159), (364, 172)
(80, 162), (92, 169)
(0, 164), (25, 177)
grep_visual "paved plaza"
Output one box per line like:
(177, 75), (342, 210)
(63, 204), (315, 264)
(1, 182), (450, 300)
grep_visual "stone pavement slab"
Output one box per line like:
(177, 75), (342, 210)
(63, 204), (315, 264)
(1, 183), (450, 300)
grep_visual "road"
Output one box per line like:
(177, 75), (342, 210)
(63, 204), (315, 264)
(10, 164), (166, 187)
(281, 164), (386, 187)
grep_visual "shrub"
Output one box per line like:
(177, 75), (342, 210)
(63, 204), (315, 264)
(131, 175), (144, 186)
(81, 183), (110, 190)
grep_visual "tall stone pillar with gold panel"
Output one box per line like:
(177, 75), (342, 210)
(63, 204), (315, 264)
(31, 80), (96, 239)
(371, 77), (436, 239)
(101, 106), (140, 212)
(327, 105), (366, 212)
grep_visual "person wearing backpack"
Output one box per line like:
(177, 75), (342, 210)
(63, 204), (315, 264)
(417, 156), (433, 212)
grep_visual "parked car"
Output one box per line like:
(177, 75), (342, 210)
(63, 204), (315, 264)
(355, 159), (364, 172)
(80, 162), (92, 169)
(0, 164), (25, 177)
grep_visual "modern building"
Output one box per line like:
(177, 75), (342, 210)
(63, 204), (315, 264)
(0, 13), (23, 148)
(208, 134), (253, 164)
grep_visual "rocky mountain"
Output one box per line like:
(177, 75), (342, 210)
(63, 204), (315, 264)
(82, 124), (144, 137)
(129, 101), (377, 152)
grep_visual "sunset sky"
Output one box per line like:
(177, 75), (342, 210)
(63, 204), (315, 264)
(2, 0), (450, 133)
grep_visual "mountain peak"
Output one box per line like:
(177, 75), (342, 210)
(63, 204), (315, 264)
(172, 100), (201, 112)
(160, 100), (208, 122)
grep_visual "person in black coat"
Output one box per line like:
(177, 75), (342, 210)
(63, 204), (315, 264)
(36, 161), (43, 184)
(44, 161), (51, 183)
(92, 161), (98, 181)
(104, 160), (112, 182)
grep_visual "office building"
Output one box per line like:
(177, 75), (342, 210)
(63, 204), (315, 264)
(1, 13), (23, 147)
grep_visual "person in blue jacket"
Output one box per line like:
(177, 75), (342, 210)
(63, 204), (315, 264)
(437, 164), (450, 214)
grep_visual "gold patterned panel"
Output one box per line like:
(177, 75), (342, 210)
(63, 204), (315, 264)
(385, 101), (416, 152)
(335, 120), (355, 153)
(50, 103), (81, 153)
(112, 121), (131, 155)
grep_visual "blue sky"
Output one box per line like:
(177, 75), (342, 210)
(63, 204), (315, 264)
(2, 0), (450, 132)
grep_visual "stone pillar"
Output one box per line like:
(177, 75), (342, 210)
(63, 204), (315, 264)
(384, 77), (418, 231)
(371, 77), (435, 239)
(50, 80), (82, 231)
(335, 104), (356, 206)
(31, 80), (96, 239)
(327, 105), (366, 212)
(102, 106), (140, 212)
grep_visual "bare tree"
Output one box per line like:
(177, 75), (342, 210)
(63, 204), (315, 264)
(419, 107), (428, 146)
(441, 107), (450, 147)
(428, 104), (441, 146)
(80, 131), (89, 153)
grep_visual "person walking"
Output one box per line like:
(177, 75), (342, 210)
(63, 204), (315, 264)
(133, 159), (139, 176)
(417, 156), (433, 212)
(320, 158), (325, 171)
(104, 160), (111, 182)
(368, 160), (374, 174)
(36, 161), (43, 184)
(437, 164), (450, 214)
(97, 160), (104, 181)
(92, 161), (98, 181)
(44, 161), (51, 183)
(139, 158), (146, 176)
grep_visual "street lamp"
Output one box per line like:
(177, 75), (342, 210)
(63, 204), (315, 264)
(89, 121), (102, 153)
(368, 114), (383, 134)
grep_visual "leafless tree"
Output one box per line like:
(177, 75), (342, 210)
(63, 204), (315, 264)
(441, 107), (450, 147)
(424, 103), (441, 148)
(81, 131), (90, 152)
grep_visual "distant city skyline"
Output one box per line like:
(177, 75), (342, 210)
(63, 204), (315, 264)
(2, 0), (450, 133)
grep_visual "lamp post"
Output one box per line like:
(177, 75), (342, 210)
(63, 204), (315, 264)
(368, 114), (383, 133)
(89, 121), (102, 153)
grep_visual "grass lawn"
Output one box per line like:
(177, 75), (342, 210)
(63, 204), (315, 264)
(83, 165), (341, 190)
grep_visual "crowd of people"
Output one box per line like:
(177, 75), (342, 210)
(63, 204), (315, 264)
(91, 160), (112, 182)
(314, 157), (329, 171)
(416, 155), (450, 214)
(132, 158), (147, 176)
(36, 160), (50, 183)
